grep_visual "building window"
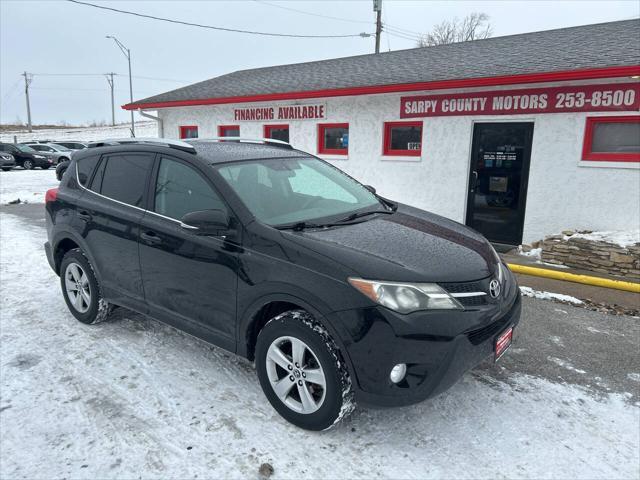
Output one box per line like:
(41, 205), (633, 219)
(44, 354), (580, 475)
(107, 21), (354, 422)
(179, 126), (198, 139)
(383, 121), (422, 156)
(264, 124), (290, 143)
(582, 116), (640, 163)
(318, 123), (349, 155)
(218, 125), (240, 138)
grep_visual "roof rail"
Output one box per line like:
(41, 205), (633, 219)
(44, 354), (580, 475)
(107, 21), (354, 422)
(188, 137), (294, 149)
(86, 137), (197, 154)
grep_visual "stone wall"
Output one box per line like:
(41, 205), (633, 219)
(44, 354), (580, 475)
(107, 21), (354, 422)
(540, 232), (640, 280)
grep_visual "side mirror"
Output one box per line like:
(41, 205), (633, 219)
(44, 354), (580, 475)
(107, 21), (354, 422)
(365, 185), (377, 194)
(180, 209), (230, 236)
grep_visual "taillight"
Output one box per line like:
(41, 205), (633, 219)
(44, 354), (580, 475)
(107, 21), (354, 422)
(45, 188), (58, 203)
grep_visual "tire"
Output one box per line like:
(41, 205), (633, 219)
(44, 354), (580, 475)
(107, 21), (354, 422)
(23, 160), (34, 170)
(58, 157), (69, 163)
(59, 248), (112, 325)
(255, 310), (355, 430)
(41, 165), (51, 170)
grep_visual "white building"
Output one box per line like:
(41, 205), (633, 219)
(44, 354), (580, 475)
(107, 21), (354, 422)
(125, 20), (640, 246)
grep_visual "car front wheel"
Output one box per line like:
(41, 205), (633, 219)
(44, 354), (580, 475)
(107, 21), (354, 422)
(59, 248), (112, 325)
(23, 160), (34, 170)
(255, 310), (355, 430)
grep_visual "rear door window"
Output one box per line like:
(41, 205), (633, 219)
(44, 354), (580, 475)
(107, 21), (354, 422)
(97, 154), (155, 207)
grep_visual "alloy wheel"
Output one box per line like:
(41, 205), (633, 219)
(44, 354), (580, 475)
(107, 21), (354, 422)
(265, 336), (326, 414)
(64, 262), (91, 313)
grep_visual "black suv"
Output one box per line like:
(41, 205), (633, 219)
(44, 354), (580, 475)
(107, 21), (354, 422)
(45, 138), (520, 430)
(0, 142), (53, 169)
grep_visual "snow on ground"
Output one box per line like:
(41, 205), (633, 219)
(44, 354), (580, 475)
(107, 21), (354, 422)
(0, 213), (638, 478)
(517, 246), (542, 259)
(565, 230), (640, 248)
(519, 286), (584, 305)
(0, 121), (157, 144)
(0, 169), (59, 204)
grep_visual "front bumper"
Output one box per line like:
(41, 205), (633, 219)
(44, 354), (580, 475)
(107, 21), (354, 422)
(326, 272), (521, 407)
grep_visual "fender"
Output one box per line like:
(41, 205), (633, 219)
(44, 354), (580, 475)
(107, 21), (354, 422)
(51, 227), (103, 283)
(237, 286), (358, 384)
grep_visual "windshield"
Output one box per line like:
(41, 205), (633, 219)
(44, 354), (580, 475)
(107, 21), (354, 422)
(217, 157), (382, 226)
(16, 145), (36, 153)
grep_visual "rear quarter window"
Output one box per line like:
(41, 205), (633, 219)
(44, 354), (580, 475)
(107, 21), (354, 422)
(76, 155), (100, 186)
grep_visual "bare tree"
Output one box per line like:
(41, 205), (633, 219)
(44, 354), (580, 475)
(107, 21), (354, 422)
(418, 13), (492, 47)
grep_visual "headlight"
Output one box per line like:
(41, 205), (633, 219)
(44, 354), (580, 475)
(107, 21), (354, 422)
(489, 244), (505, 283)
(348, 278), (462, 314)
(34, 155), (45, 159)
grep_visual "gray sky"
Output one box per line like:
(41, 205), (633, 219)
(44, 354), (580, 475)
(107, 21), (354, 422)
(1, 0), (638, 125)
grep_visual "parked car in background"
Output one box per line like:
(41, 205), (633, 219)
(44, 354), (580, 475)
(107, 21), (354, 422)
(24, 143), (73, 164)
(0, 143), (53, 169)
(54, 141), (87, 150)
(0, 152), (16, 171)
(44, 137), (520, 431)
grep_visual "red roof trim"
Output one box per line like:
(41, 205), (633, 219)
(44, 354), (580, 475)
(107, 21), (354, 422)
(123, 65), (640, 110)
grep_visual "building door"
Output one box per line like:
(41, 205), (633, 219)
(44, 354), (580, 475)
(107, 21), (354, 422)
(465, 122), (534, 246)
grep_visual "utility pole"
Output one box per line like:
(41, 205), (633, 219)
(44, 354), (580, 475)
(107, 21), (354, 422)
(106, 35), (135, 137)
(105, 73), (115, 126)
(373, 0), (382, 54)
(22, 72), (33, 132)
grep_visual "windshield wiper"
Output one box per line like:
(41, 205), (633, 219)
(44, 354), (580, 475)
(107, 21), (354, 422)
(334, 209), (394, 224)
(275, 221), (327, 231)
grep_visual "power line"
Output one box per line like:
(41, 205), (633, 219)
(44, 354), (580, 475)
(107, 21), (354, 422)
(30, 72), (188, 83)
(253, 0), (372, 25)
(67, 0), (373, 39)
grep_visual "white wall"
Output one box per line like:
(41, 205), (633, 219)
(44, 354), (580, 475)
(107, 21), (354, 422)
(155, 79), (640, 244)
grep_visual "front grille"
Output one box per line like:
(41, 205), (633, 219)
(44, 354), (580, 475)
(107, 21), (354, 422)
(466, 296), (520, 345)
(440, 280), (488, 308)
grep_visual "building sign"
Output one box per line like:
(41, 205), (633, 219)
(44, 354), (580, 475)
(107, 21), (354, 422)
(234, 103), (326, 121)
(400, 82), (640, 118)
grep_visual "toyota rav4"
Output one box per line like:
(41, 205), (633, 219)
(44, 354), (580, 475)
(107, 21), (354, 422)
(45, 138), (521, 430)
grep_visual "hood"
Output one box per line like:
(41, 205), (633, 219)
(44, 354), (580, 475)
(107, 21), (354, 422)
(285, 204), (498, 283)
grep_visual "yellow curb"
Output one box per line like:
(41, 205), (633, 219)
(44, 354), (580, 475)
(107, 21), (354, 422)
(507, 263), (640, 294)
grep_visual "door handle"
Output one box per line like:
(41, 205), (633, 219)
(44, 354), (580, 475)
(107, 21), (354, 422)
(141, 231), (162, 245)
(470, 171), (478, 192)
(77, 210), (92, 221)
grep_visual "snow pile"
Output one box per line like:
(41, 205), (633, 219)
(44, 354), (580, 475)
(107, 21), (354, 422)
(0, 121), (157, 143)
(520, 286), (583, 305)
(565, 230), (640, 248)
(0, 169), (59, 204)
(517, 246), (542, 259)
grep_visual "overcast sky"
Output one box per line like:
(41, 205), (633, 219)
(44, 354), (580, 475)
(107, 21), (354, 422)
(1, 0), (638, 125)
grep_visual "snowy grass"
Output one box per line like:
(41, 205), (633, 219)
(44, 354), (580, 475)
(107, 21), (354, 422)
(1, 212), (639, 479)
(0, 121), (157, 143)
(0, 169), (59, 204)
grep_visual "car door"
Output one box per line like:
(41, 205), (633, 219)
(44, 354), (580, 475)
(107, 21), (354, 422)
(139, 155), (239, 351)
(74, 152), (155, 310)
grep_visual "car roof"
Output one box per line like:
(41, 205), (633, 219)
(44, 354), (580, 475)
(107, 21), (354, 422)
(75, 140), (312, 165)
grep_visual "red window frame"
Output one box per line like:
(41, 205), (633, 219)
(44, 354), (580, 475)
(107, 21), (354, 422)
(264, 124), (289, 141)
(581, 115), (640, 163)
(218, 125), (240, 137)
(318, 123), (349, 155)
(383, 121), (423, 157)
(179, 125), (198, 139)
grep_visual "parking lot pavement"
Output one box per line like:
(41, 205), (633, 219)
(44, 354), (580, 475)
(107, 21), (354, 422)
(1, 209), (639, 479)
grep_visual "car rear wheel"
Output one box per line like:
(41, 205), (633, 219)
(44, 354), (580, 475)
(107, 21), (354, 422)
(60, 248), (112, 325)
(23, 160), (34, 170)
(255, 310), (355, 430)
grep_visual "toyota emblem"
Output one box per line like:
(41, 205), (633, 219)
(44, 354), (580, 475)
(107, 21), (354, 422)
(489, 279), (501, 299)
